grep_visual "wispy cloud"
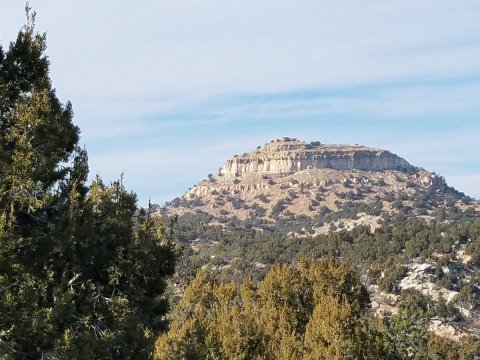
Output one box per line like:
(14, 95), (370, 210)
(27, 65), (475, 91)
(2, 1), (479, 204)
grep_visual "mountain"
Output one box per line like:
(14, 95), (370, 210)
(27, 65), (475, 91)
(160, 137), (478, 234)
(152, 137), (480, 342)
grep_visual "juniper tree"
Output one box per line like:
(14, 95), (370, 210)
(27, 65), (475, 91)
(154, 260), (377, 360)
(0, 7), (175, 359)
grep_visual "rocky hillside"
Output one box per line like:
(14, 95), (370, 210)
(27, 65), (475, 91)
(160, 137), (477, 234)
(153, 137), (480, 342)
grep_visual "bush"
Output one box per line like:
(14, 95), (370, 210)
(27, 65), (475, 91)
(271, 200), (285, 216)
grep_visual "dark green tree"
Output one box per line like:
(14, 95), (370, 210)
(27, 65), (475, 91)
(0, 6), (175, 359)
(383, 290), (433, 359)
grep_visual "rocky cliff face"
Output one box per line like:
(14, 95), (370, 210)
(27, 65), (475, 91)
(221, 137), (411, 178)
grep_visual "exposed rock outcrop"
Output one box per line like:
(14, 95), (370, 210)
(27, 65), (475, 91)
(221, 137), (412, 178)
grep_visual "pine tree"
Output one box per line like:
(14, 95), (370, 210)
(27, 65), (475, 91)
(0, 7), (176, 358)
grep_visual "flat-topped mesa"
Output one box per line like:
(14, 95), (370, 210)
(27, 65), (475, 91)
(220, 137), (412, 178)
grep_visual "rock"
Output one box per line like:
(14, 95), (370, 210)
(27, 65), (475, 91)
(399, 262), (458, 302)
(220, 138), (412, 178)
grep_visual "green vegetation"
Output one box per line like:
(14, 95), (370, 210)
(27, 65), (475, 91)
(155, 260), (379, 359)
(169, 212), (480, 342)
(0, 10), (175, 358)
(155, 262), (480, 360)
(171, 211), (480, 283)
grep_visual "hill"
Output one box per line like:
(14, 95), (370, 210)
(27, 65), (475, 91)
(159, 137), (478, 235)
(150, 137), (480, 342)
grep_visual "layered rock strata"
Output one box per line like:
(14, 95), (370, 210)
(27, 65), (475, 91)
(220, 137), (411, 178)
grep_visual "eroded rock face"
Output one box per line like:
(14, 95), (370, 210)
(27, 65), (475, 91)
(221, 137), (412, 178)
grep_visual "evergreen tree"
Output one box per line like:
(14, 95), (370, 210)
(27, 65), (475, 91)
(0, 7), (176, 358)
(154, 260), (379, 360)
(383, 290), (433, 359)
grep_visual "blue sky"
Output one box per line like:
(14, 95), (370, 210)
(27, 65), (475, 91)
(1, 1), (480, 204)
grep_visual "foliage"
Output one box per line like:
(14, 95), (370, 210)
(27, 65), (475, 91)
(427, 334), (480, 359)
(0, 10), (175, 359)
(172, 214), (480, 290)
(383, 290), (433, 358)
(156, 260), (480, 359)
(154, 260), (382, 360)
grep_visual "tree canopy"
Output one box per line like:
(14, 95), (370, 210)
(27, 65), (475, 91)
(155, 260), (379, 360)
(155, 261), (480, 360)
(0, 7), (176, 359)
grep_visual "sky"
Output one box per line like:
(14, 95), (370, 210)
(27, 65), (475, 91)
(1, 1), (479, 205)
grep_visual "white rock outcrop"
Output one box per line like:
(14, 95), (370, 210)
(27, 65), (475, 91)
(221, 137), (412, 178)
(399, 263), (458, 302)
